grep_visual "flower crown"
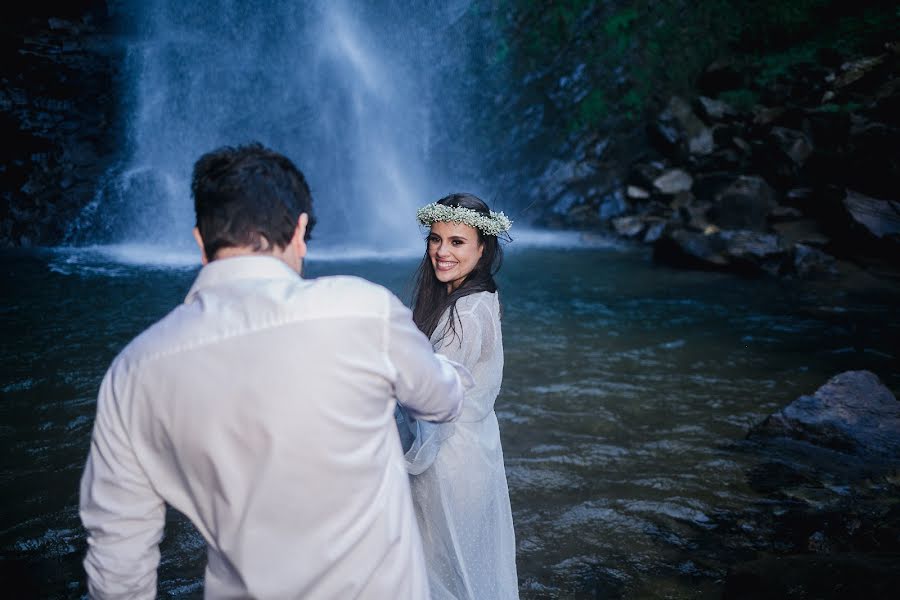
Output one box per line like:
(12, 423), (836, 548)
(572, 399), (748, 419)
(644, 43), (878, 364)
(416, 203), (512, 237)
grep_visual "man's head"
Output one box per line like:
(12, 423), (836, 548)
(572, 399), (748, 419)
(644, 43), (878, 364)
(191, 143), (316, 270)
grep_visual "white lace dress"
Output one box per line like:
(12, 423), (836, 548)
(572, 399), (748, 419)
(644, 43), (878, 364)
(405, 291), (519, 599)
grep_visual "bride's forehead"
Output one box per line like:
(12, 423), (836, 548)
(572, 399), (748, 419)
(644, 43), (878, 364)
(430, 221), (478, 237)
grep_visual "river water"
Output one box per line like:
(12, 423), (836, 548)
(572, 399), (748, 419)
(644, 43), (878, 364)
(2, 242), (898, 598)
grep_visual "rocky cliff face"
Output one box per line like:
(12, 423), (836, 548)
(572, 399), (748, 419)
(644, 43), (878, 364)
(542, 43), (900, 278)
(1, 3), (124, 248)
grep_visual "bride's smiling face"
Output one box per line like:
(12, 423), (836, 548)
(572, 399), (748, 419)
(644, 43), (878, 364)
(428, 221), (484, 292)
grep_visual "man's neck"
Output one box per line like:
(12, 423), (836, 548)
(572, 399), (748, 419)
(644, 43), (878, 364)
(211, 246), (302, 274)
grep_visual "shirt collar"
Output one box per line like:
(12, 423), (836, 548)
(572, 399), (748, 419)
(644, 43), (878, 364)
(185, 255), (301, 303)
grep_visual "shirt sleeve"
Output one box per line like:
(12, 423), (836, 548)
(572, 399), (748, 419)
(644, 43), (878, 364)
(385, 294), (468, 422)
(79, 364), (166, 600)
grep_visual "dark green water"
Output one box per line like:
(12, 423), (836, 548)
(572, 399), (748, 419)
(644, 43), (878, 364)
(2, 244), (898, 598)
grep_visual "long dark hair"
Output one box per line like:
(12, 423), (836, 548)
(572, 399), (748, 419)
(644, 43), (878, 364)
(412, 193), (504, 344)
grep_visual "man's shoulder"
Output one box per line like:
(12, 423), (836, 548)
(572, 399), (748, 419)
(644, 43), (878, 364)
(113, 275), (398, 369)
(302, 275), (397, 316)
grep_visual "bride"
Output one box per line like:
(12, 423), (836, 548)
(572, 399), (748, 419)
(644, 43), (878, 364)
(397, 193), (519, 599)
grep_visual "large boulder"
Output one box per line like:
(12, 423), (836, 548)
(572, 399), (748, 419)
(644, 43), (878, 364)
(650, 96), (715, 158)
(723, 554), (900, 600)
(843, 189), (900, 242)
(750, 370), (900, 461)
(708, 175), (777, 232)
(652, 168), (694, 195)
(791, 243), (838, 279)
(653, 228), (789, 275)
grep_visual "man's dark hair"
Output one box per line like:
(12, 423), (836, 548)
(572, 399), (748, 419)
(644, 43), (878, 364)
(191, 142), (316, 260)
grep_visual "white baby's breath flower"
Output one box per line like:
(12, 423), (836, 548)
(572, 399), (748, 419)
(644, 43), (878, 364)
(416, 203), (512, 237)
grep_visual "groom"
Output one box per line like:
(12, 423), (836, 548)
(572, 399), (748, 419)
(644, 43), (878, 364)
(79, 143), (467, 599)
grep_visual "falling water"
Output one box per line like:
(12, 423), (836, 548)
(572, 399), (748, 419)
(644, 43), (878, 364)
(67, 0), (477, 256)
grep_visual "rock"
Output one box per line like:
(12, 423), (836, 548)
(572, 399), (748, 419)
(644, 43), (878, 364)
(653, 228), (790, 275)
(719, 230), (790, 276)
(625, 185), (650, 200)
(723, 554), (900, 600)
(695, 96), (738, 122)
(769, 205), (803, 221)
(772, 219), (829, 246)
(680, 202), (714, 231)
(833, 54), (887, 91)
(652, 168), (693, 195)
(653, 228), (729, 269)
(642, 219), (667, 243)
(769, 127), (813, 166)
(843, 189), (900, 241)
(628, 162), (665, 188)
(750, 370), (900, 460)
(752, 105), (786, 126)
(611, 216), (645, 238)
(731, 136), (752, 154)
(792, 243), (838, 278)
(650, 97), (715, 157)
(667, 96), (715, 155)
(597, 189), (627, 220)
(708, 175), (777, 231)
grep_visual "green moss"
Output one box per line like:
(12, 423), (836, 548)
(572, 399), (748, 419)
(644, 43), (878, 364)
(815, 101), (864, 114)
(575, 88), (608, 130)
(719, 89), (760, 111)
(485, 0), (897, 134)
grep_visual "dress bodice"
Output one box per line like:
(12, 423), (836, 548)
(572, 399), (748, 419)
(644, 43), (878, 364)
(431, 292), (503, 422)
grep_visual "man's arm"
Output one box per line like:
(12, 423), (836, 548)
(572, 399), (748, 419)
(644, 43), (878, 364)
(80, 365), (165, 600)
(385, 294), (469, 422)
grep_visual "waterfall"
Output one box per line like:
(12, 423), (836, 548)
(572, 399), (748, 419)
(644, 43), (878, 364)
(69, 0), (476, 256)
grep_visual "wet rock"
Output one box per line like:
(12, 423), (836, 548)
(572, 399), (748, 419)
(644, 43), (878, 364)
(750, 370), (900, 460)
(597, 189), (627, 220)
(751, 105), (786, 127)
(653, 228), (790, 276)
(625, 185), (650, 200)
(843, 189), (900, 240)
(628, 161), (665, 188)
(641, 218), (667, 243)
(723, 553), (900, 600)
(769, 127), (813, 167)
(695, 96), (738, 122)
(768, 205), (803, 221)
(832, 54), (888, 92)
(771, 219), (829, 246)
(708, 175), (776, 232)
(653, 96), (715, 157)
(611, 215), (645, 238)
(719, 230), (789, 276)
(837, 189), (900, 263)
(652, 169), (693, 195)
(791, 243), (838, 278)
(652, 229), (729, 270)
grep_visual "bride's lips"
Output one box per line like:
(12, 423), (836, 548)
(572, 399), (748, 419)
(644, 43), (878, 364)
(435, 260), (457, 271)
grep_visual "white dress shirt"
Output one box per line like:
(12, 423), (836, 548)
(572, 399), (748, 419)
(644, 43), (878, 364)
(79, 255), (466, 599)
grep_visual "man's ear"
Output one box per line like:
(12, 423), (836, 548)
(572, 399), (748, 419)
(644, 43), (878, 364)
(293, 213), (309, 258)
(192, 227), (209, 265)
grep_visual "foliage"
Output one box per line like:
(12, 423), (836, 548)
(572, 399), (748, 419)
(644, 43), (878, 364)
(484, 0), (897, 136)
